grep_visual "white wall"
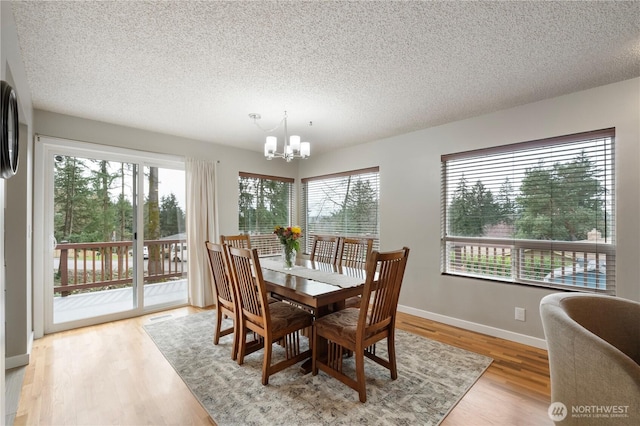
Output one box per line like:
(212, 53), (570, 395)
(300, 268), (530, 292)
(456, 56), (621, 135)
(301, 78), (640, 346)
(4, 123), (32, 368)
(2, 0), (35, 380)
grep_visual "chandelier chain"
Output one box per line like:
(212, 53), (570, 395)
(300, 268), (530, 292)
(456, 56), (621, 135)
(250, 113), (287, 133)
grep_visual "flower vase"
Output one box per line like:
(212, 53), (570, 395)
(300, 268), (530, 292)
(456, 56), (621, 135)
(282, 246), (296, 270)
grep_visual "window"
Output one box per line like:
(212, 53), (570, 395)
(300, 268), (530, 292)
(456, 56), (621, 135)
(441, 129), (615, 294)
(238, 172), (293, 255)
(302, 167), (380, 253)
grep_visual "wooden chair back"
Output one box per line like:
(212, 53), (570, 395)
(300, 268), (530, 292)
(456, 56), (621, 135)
(338, 237), (374, 269)
(226, 246), (269, 329)
(359, 247), (410, 337)
(310, 235), (340, 264)
(220, 234), (251, 249)
(205, 241), (239, 358)
(205, 241), (234, 308)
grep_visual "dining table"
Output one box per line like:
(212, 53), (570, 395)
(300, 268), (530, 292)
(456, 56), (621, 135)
(259, 257), (367, 315)
(258, 256), (368, 372)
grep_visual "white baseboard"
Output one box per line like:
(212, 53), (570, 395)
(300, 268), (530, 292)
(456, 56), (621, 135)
(5, 353), (29, 370)
(5, 331), (34, 370)
(398, 305), (548, 350)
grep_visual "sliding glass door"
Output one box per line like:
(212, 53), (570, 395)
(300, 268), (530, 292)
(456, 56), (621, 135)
(35, 136), (188, 334)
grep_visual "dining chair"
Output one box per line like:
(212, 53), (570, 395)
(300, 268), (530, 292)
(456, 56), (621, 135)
(310, 235), (340, 264)
(337, 237), (374, 308)
(205, 241), (239, 360)
(312, 246), (410, 402)
(220, 234), (251, 249)
(338, 237), (374, 269)
(226, 245), (314, 385)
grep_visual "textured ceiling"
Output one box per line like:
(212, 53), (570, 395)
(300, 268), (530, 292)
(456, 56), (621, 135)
(10, 1), (640, 155)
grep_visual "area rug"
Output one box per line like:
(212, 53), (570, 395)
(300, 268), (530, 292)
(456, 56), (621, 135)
(144, 310), (492, 426)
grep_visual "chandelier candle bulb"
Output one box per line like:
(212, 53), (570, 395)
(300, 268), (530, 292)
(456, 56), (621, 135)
(290, 135), (301, 152)
(265, 136), (277, 154)
(300, 142), (310, 158)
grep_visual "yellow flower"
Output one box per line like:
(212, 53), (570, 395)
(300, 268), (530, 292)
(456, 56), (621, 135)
(291, 226), (302, 234)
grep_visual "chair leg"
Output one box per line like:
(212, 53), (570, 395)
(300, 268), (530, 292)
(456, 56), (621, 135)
(214, 307), (222, 345)
(237, 321), (246, 366)
(262, 339), (273, 385)
(311, 326), (318, 375)
(355, 346), (367, 403)
(388, 332), (398, 380)
(230, 318), (238, 361)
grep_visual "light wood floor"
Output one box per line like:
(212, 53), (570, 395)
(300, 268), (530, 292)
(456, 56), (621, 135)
(395, 312), (552, 426)
(15, 307), (552, 425)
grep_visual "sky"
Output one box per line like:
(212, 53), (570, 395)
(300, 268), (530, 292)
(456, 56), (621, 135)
(79, 160), (186, 209)
(145, 167), (186, 209)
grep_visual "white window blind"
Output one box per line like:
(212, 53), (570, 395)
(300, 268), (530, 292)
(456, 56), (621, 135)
(441, 128), (615, 294)
(238, 172), (293, 256)
(302, 167), (380, 253)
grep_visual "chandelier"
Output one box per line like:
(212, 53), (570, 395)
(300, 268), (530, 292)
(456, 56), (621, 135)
(249, 111), (311, 162)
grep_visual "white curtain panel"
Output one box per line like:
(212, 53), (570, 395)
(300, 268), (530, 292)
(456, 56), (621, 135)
(185, 158), (219, 307)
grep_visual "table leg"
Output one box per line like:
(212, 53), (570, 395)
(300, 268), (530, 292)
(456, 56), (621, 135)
(300, 304), (333, 374)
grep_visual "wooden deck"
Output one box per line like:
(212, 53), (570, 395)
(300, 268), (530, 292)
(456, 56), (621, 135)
(54, 280), (188, 323)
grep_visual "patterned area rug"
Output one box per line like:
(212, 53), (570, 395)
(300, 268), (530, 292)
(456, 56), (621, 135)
(144, 310), (492, 426)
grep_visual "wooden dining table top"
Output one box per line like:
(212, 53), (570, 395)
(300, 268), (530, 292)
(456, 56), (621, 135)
(260, 257), (366, 313)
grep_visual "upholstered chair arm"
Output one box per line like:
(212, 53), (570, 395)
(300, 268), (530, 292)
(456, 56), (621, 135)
(541, 293), (640, 426)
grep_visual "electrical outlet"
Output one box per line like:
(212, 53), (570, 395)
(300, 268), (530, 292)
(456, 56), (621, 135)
(515, 307), (526, 321)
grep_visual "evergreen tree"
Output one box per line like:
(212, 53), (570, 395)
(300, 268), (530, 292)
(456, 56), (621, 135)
(515, 152), (606, 240)
(515, 162), (555, 239)
(343, 179), (378, 235)
(554, 152), (606, 240)
(448, 177), (500, 236)
(448, 176), (471, 236)
(238, 176), (254, 232)
(93, 160), (116, 277)
(115, 163), (134, 241)
(95, 160), (116, 241)
(54, 156), (94, 243)
(238, 176), (291, 233)
(263, 179), (291, 227)
(496, 177), (517, 225)
(159, 193), (185, 237)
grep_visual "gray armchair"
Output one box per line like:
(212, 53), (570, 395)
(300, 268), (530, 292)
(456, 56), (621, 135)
(540, 293), (640, 425)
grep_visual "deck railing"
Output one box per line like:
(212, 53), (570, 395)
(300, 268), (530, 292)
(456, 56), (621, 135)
(54, 234), (365, 296)
(442, 237), (615, 293)
(55, 239), (187, 296)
